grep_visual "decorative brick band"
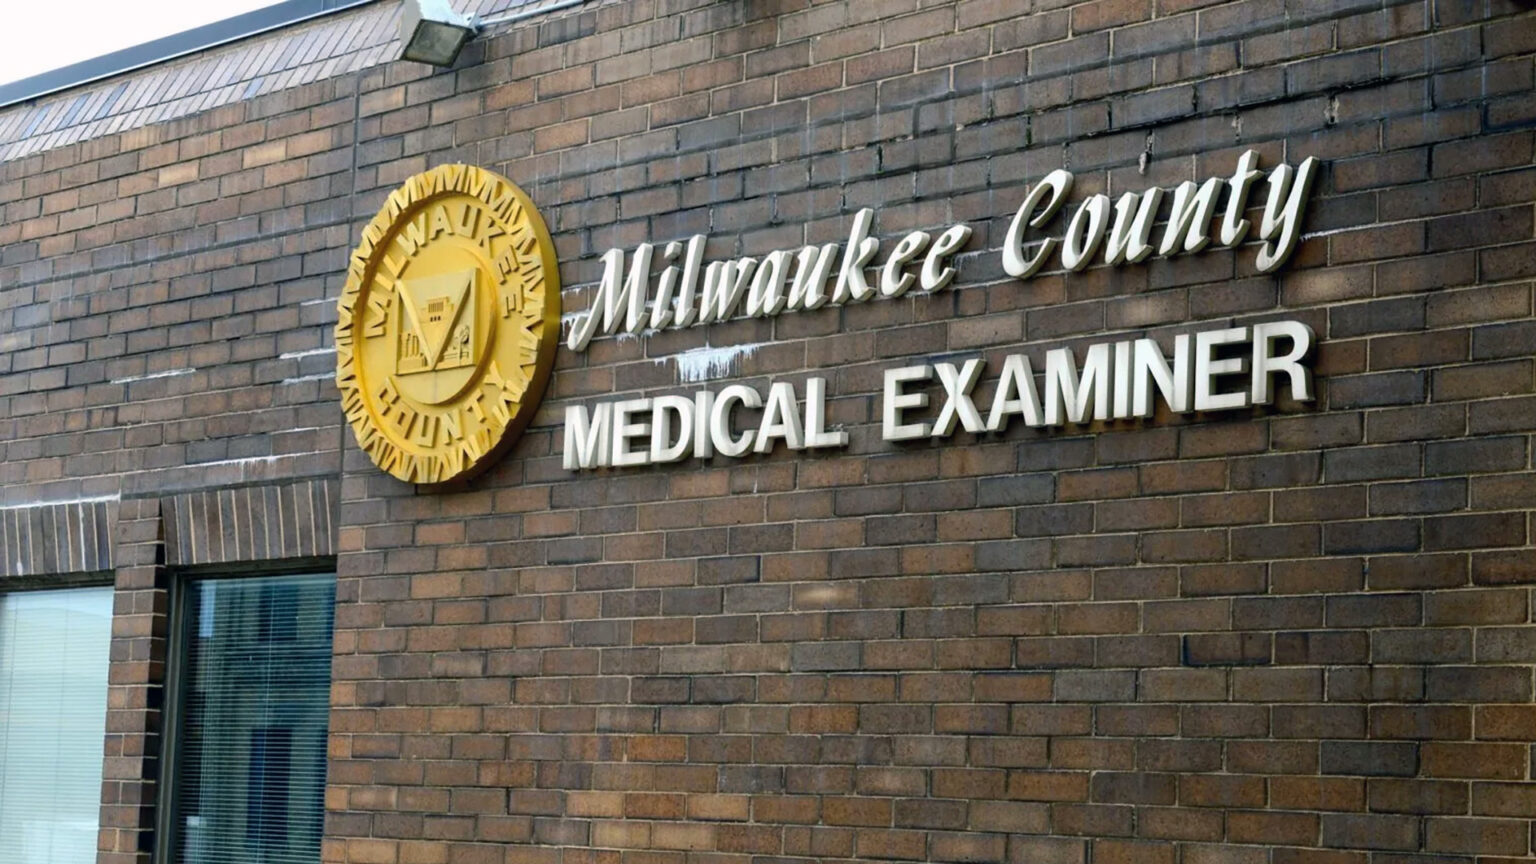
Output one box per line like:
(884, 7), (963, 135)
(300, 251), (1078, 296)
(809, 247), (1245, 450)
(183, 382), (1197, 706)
(161, 478), (338, 567)
(0, 497), (116, 579)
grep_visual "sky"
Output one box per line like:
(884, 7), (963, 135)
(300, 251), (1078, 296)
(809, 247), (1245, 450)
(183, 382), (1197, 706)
(0, 0), (281, 85)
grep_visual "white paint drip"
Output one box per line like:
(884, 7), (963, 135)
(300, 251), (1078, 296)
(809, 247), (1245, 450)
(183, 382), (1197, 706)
(279, 347), (336, 359)
(1301, 215), (1422, 241)
(188, 454), (286, 469)
(660, 343), (763, 384)
(111, 367), (194, 384)
(281, 373), (334, 384)
(562, 311), (668, 344)
(0, 493), (120, 512)
(300, 297), (334, 306)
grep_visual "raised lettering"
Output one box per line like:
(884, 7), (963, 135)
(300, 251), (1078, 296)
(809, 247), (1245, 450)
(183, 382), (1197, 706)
(1003, 169), (1073, 279)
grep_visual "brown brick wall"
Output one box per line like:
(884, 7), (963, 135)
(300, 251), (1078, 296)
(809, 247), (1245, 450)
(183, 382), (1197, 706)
(0, 0), (1534, 863)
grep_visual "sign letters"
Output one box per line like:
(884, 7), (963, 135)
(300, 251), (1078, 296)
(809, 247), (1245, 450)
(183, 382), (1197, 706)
(561, 151), (1322, 472)
(336, 154), (1323, 480)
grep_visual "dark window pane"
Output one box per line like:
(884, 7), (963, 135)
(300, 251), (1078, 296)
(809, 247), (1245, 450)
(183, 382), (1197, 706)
(172, 573), (334, 864)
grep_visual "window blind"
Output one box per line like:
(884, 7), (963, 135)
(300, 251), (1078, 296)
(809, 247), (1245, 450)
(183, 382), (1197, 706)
(170, 573), (335, 864)
(0, 586), (114, 864)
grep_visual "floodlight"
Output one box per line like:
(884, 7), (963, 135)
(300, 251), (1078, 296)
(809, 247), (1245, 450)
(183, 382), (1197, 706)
(399, 0), (478, 67)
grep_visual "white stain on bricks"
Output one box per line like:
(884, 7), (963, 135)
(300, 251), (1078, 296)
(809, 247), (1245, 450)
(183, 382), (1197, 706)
(659, 343), (763, 384)
(279, 347), (335, 359)
(190, 455), (285, 468)
(110, 367), (194, 385)
(0, 494), (119, 511)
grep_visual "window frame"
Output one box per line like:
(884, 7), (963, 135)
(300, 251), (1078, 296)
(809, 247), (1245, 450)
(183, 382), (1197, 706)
(154, 561), (337, 864)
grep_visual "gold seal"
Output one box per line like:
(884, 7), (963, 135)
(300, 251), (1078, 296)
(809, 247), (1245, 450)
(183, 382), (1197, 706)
(336, 164), (559, 484)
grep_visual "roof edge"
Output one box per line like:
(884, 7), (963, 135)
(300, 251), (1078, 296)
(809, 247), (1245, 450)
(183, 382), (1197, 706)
(0, 0), (377, 111)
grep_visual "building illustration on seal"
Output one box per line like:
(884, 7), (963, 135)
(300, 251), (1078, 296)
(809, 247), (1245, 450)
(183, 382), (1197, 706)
(395, 270), (478, 376)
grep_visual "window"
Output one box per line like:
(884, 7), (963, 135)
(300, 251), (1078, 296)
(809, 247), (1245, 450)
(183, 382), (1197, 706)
(165, 573), (335, 864)
(0, 585), (114, 864)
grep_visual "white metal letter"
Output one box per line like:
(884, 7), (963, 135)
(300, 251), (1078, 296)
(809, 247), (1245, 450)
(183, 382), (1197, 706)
(1159, 177), (1226, 257)
(649, 241), (683, 330)
(693, 390), (715, 459)
(787, 243), (840, 310)
(1002, 169), (1074, 279)
(650, 395), (695, 463)
(710, 385), (761, 457)
(1103, 188), (1164, 265)
(698, 257), (758, 324)
(1255, 157), (1319, 273)
(611, 398), (652, 467)
(933, 359), (986, 436)
(920, 224), (971, 292)
(671, 235), (707, 329)
(882, 365), (933, 441)
(1044, 343), (1112, 425)
(755, 381), (805, 453)
(1132, 336), (1192, 416)
(832, 208), (880, 304)
(1251, 320), (1314, 404)
(1113, 341), (1132, 419)
(1194, 327), (1250, 412)
(746, 250), (793, 317)
(880, 230), (931, 298)
(1220, 150), (1263, 247)
(1061, 194), (1111, 271)
(563, 402), (612, 470)
(567, 244), (653, 351)
(803, 377), (847, 448)
(985, 354), (1043, 431)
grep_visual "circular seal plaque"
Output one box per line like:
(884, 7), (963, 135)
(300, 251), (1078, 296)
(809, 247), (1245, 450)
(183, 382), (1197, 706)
(336, 164), (559, 484)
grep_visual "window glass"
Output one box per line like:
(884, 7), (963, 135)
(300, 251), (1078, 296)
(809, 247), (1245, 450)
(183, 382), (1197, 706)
(170, 573), (335, 864)
(0, 585), (114, 864)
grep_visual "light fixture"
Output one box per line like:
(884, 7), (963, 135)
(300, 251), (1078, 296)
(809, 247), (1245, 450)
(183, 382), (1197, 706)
(399, 0), (479, 67)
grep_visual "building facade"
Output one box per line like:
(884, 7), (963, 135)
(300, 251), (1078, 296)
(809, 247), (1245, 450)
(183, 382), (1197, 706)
(1, 0), (1535, 863)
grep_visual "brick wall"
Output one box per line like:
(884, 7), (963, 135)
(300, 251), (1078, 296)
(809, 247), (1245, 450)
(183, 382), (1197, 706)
(1, 0), (1535, 863)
